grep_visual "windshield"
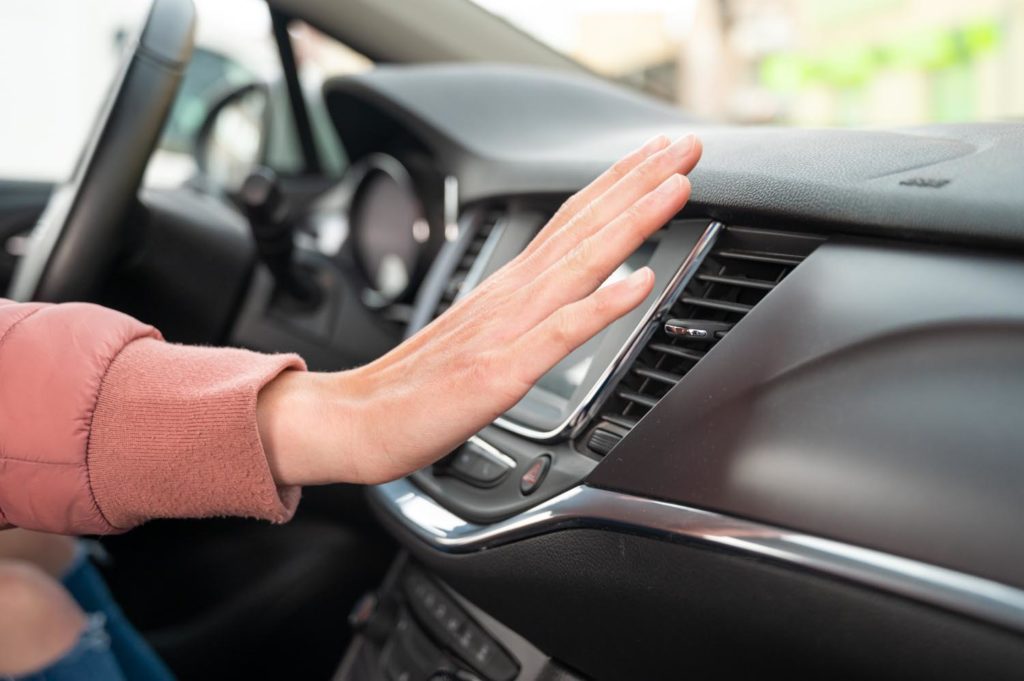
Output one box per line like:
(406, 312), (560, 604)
(470, 0), (1023, 127)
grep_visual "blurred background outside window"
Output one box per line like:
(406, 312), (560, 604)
(475, 0), (1024, 127)
(1, 0), (1021, 185)
(0, 0), (369, 184)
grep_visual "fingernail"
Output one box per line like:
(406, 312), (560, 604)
(640, 134), (670, 154)
(628, 266), (654, 288)
(655, 174), (683, 196)
(667, 133), (696, 157)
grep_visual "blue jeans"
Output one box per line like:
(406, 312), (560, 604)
(8, 547), (176, 681)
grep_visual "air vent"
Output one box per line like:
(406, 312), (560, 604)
(433, 210), (502, 318)
(586, 225), (824, 453)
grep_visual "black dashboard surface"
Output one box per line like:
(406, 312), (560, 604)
(338, 62), (1024, 677)
(588, 238), (1024, 590)
(332, 64), (1024, 582)
(325, 63), (1024, 250)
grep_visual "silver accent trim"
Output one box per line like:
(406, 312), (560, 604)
(492, 220), (725, 441)
(371, 478), (1024, 634)
(467, 435), (517, 469)
(665, 322), (707, 338)
(443, 175), (460, 241)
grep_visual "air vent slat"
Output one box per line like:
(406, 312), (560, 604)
(632, 365), (682, 386)
(716, 249), (804, 266)
(584, 224), (822, 454)
(679, 295), (752, 315)
(696, 273), (776, 291)
(616, 389), (659, 409)
(648, 343), (705, 362)
(432, 209), (501, 320)
(602, 413), (639, 430)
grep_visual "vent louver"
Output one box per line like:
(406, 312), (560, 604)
(433, 210), (501, 319)
(586, 225), (823, 455)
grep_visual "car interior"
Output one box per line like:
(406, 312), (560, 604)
(2, 0), (1024, 679)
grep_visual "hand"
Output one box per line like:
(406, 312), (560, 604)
(258, 133), (702, 485)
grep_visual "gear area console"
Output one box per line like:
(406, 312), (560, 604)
(333, 554), (583, 681)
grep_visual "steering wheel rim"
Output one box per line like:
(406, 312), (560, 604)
(8, 0), (196, 303)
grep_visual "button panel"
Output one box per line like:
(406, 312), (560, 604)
(404, 571), (518, 681)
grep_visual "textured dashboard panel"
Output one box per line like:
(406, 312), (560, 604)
(589, 239), (1024, 589)
(324, 64), (1024, 249)
(382, 521), (1024, 681)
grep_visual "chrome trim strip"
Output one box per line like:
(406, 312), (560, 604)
(468, 435), (517, 469)
(443, 175), (460, 241)
(371, 478), (1024, 634)
(492, 220), (725, 441)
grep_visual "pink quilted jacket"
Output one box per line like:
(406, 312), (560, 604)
(0, 299), (304, 535)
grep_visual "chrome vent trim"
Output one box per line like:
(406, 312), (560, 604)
(433, 209), (504, 319)
(493, 220), (725, 442)
(587, 225), (825, 450)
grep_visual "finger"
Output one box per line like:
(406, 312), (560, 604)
(518, 134), (701, 278)
(506, 266), (656, 388)
(508, 173), (690, 332)
(366, 139), (692, 371)
(363, 139), (665, 368)
(522, 134), (670, 257)
(408, 135), (692, 342)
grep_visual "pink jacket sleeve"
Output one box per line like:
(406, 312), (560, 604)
(0, 299), (305, 535)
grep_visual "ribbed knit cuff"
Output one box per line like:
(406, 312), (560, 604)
(88, 338), (306, 531)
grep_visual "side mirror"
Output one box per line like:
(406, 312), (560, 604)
(194, 83), (271, 195)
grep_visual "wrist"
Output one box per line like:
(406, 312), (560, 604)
(258, 369), (377, 486)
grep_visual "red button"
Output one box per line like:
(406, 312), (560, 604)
(520, 454), (551, 495)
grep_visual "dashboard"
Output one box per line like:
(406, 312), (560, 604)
(297, 64), (1024, 679)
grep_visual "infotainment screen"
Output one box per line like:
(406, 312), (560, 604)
(530, 240), (657, 400)
(497, 219), (707, 437)
(499, 231), (679, 434)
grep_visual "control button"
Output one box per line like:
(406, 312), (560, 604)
(587, 427), (623, 456)
(483, 650), (518, 681)
(519, 454), (551, 495)
(448, 441), (512, 487)
(456, 626), (479, 652)
(444, 614), (463, 634)
(348, 591), (396, 644)
(472, 457), (504, 483)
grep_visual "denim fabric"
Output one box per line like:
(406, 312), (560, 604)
(6, 545), (177, 681)
(5, 613), (125, 681)
(61, 549), (176, 681)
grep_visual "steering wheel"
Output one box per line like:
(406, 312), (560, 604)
(8, 0), (196, 302)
